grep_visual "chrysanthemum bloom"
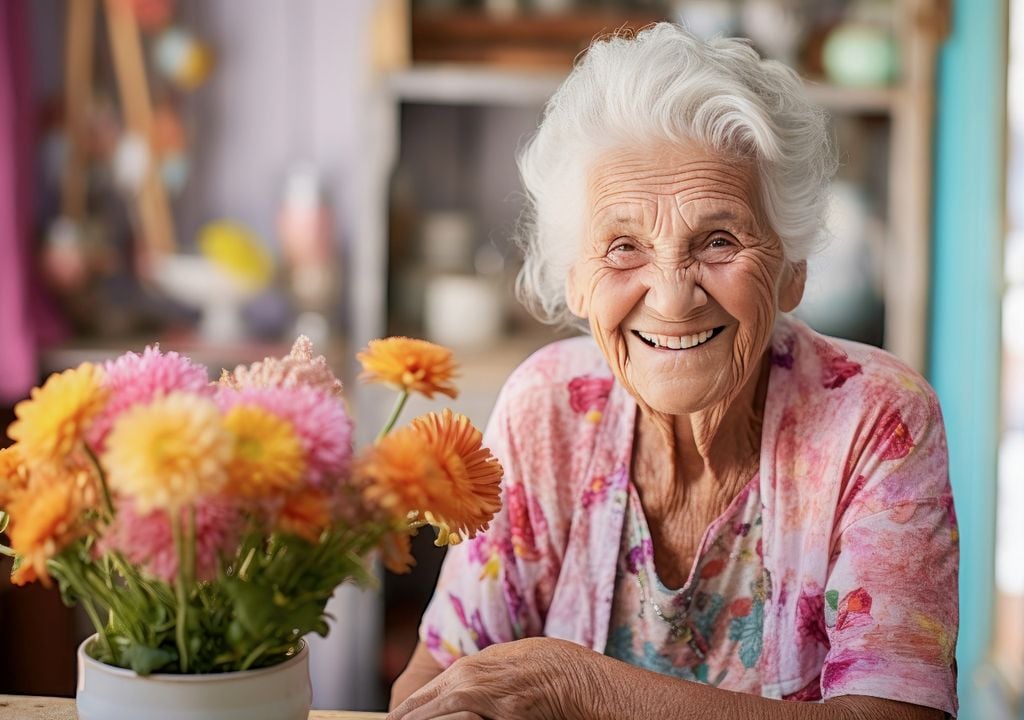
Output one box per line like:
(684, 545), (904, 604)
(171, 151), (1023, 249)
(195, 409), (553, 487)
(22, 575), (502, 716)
(7, 474), (83, 586)
(355, 428), (447, 521)
(103, 392), (231, 513)
(219, 336), (343, 398)
(98, 497), (241, 584)
(0, 445), (28, 508)
(8, 363), (108, 471)
(223, 404), (306, 499)
(217, 386), (352, 489)
(379, 530), (415, 574)
(276, 487), (333, 543)
(88, 346), (212, 452)
(408, 409), (503, 544)
(357, 337), (459, 399)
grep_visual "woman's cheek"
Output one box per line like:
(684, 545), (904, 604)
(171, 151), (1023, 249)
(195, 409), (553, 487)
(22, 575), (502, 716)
(587, 266), (641, 329)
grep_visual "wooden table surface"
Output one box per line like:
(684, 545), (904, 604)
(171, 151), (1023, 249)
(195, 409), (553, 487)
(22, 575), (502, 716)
(0, 694), (386, 719)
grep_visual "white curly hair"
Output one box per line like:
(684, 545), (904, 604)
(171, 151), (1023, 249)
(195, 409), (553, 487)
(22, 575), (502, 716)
(514, 22), (837, 327)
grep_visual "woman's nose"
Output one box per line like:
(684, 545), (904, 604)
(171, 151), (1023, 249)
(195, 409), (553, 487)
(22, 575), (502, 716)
(644, 266), (708, 319)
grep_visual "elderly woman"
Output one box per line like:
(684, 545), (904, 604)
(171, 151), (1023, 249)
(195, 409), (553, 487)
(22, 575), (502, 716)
(389, 23), (958, 720)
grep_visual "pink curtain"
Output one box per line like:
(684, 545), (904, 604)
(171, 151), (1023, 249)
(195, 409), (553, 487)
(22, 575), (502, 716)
(0, 0), (64, 405)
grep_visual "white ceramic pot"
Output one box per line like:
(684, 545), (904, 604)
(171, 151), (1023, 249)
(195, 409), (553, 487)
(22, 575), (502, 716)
(76, 637), (312, 720)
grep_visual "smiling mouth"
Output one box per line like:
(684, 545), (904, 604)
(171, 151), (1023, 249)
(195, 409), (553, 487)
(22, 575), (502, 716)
(632, 326), (726, 351)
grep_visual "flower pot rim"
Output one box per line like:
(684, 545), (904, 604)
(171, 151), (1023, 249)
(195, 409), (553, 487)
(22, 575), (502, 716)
(77, 635), (308, 683)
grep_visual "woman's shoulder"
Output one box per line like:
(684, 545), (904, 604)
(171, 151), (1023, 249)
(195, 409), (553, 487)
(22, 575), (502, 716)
(488, 334), (619, 468)
(771, 315), (941, 419)
(498, 335), (615, 412)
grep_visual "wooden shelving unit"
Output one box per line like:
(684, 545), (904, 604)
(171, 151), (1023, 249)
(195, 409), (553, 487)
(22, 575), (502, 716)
(351, 0), (948, 399)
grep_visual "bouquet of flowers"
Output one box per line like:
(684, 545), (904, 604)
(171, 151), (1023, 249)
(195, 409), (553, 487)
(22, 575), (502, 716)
(0, 336), (502, 675)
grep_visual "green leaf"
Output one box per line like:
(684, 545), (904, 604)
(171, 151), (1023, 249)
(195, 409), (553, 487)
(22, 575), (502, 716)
(825, 589), (839, 611)
(121, 643), (178, 676)
(223, 580), (276, 637)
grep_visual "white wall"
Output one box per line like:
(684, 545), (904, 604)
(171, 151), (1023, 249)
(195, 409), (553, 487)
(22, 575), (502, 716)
(178, 0), (378, 344)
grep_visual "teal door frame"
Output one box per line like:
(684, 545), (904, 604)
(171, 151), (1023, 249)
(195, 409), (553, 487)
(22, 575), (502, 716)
(929, 0), (1008, 717)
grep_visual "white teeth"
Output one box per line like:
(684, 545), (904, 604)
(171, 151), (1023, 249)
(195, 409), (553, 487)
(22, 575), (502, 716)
(637, 328), (716, 350)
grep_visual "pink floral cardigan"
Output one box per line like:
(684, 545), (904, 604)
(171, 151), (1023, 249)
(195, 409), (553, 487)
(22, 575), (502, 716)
(420, 315), (959, 716)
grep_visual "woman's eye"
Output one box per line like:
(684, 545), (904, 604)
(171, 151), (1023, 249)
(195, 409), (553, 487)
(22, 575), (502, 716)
(609, 240), (637, 254)
(708, 235), (734, 249)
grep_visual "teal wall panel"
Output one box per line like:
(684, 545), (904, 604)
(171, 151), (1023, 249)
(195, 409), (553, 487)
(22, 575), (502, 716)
(930, 0), (1007, 717)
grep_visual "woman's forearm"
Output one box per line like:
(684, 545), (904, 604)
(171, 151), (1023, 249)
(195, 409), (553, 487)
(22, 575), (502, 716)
(586, 654), (945, 720)
(389, 642), (445, 711)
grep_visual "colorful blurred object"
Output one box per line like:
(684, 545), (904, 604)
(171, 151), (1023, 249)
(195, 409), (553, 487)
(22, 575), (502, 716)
(111, 131), (151, 193)
(131, 0), (175, 33)
(41, 218), (91, 292)
(152, 104), (189, 194)
(822, 23), (898, 87)
(152, 27), (214, 90)
(198, 221), (275, 291)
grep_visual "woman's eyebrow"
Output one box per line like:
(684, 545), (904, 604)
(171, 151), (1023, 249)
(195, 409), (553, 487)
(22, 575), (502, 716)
(704, 210), (739, 221)
(595, 212), (644, 227)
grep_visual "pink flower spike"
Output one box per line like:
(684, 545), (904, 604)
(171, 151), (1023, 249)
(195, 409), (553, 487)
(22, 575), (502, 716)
(88, 346), (211, 452)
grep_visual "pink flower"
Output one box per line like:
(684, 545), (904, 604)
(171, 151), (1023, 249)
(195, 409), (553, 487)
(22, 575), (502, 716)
(99, 498), (241, 583)
(216, 386), (353, 489)
(567, 375), (613, 422)
(88, 346), (211, 452)
(218, 336), (343, 398)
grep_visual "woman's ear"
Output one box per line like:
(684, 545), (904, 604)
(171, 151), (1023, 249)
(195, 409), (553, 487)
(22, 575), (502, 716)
(778, 259), (806, 313)
(565, 263), (589, 319)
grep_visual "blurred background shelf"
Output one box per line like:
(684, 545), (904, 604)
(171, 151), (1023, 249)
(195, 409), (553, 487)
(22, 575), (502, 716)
(388, 64), (901, 113)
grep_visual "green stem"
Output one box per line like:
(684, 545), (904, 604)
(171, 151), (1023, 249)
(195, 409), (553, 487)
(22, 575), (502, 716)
(239, 639), (273, 671)
(376, 391), (409, 441)
(82, 443), (114, 519)
(172, 509), (190, 673)
(81, 596), (116, 662)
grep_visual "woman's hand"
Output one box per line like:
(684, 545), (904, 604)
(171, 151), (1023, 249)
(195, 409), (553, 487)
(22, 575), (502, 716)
(386, 637), (601, 720)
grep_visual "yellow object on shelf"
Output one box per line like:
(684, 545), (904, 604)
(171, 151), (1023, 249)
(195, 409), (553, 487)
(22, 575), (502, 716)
(198, 221), (274, 290)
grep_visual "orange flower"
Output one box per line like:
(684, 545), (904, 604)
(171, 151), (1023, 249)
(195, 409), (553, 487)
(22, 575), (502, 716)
(357, 338), (458, 399)
(356, 427), (447, 520)
(0, 445), (28, 508)
(277, 487), (332, 543)
(8, 363), (108, 471)
(7, 473), (87, 586)
(409, 409), (503, 545)
(379, 531), (415, 574)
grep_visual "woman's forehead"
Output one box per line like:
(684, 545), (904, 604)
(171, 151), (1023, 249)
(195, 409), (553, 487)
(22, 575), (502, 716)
(586, 142), (760, 217)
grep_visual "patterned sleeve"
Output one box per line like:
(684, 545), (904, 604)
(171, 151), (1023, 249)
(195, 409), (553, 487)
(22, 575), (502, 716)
(417, 352), (572, 668)
(820, 380), (959, 716)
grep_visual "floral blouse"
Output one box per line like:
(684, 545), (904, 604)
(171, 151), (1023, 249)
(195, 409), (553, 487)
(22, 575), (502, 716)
(606, 476), (766, 694)
(420, 315), (959, 716)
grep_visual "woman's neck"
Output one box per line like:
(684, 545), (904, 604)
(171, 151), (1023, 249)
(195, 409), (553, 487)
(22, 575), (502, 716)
(639, 351), (771, 489)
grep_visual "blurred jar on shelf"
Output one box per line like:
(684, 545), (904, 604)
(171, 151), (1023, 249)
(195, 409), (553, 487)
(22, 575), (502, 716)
(277, 165), (337, 346)
(821, 0), (898, 87)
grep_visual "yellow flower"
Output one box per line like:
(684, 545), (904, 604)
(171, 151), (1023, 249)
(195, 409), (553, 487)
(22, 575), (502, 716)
(357, 428), (446, 520)
(0, 445), (28, 508)
(276, 487), (331, 543)
(357, 337), (459, 399)
(103, 392), (231, 512)
(7, 474), (82, 586)
(223, 405), (306, 499)
(409, 410), (503, 545)
(8, 364), (108, 470)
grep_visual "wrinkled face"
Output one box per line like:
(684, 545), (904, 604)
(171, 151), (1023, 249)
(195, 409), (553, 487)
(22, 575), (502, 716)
(567, 141), (805, 416)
